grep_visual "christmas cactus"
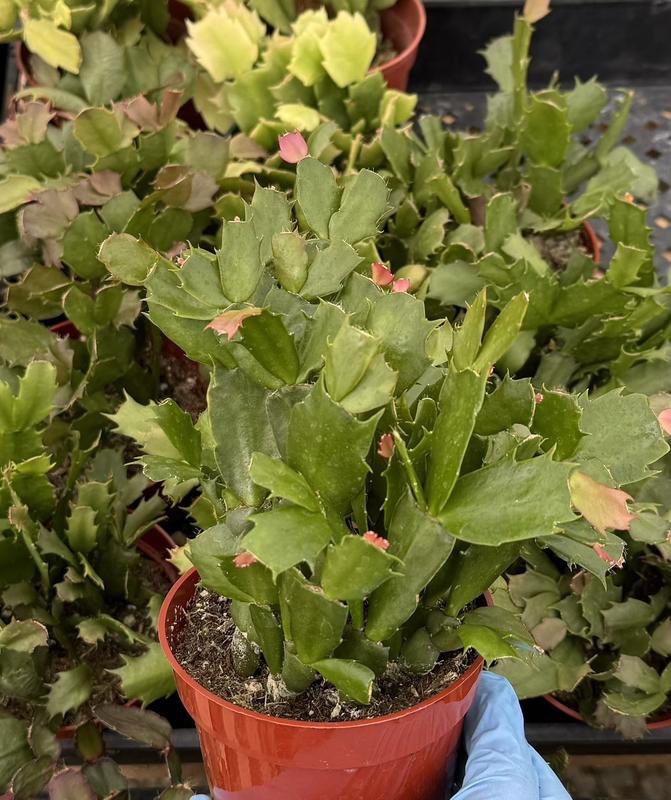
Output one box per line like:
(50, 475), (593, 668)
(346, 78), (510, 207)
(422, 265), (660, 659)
(0, 361), (176, 793)
(0, 95), (235, 421)
(107, 150), (669, 707)
(311, 9), (667, 395)
(3, 703), (192, 798)
(186, 3), (415, 145)
(494, 398), (671, 738)
(3, 0), (190, 90)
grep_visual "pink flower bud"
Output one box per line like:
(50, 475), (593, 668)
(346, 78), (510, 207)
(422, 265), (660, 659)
(233, 551), (258, 568)
(391, 278), (411, 293)
(206, 308), (262, 341)
(534, 392), (544, 404)
(658, 408), (671, 436)
(278, 131), (308, 164)
(371, 262), (394, 286)
(363, 531), (390, 550)
(377, 433), (395, 459)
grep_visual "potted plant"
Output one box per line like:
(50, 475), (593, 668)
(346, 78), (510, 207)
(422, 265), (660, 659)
(102, 149), (669, 796)
(355, 11), (665, 396)
(492, 396), (671, 739)
(234, 0), (427, 91)
(0, 95), (234, 416)
(8, 0), (199, 107)
(183, 3), (417, 145)
(0, 359), (178, 795)
(3, 703), (194, 798)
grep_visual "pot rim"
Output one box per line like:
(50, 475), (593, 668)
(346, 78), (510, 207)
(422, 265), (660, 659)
(160, 566), (484, 730)
(544, 692), (671, 731)
(379, 0), (427, 75)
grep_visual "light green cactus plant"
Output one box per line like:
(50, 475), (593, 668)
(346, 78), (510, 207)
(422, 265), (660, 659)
(1, 0), (184, 79)
(104, 153), (669, 707)
(0, 360), (176, 794)
(185, 3), (415, 147)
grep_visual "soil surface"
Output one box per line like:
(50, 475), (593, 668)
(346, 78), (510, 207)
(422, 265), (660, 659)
(530, 230), (589, 271)
(171, 588), (476, 722)
(159, 344), (208, 419)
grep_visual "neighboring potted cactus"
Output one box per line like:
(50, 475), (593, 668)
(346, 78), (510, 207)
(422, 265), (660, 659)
(494, 400), (671, 739)
(0, 95), (232, 415)
(100, 149), (670, 796)
(184, 3), (417, 144)
(240, 0), (426, 91)
(0, 360), (178, 794)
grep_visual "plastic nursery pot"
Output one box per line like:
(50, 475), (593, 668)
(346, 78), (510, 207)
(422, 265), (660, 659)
(160, 568), (484, 800)
(378, 0), (427, 91)
(55, 524), (176, 739)
(544, 693), (671, 732)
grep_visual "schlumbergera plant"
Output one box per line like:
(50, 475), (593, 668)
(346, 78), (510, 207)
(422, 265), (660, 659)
(185, 2), (415, 147)
(0, 361), (177, 793)
(105, 152), (669, 706)
(308, 8), (668, 396)
(0, 96), (235, 425)
(2, 0), (188, 82)
(493, 397), (671, 739)
(3, 703), (194, 798)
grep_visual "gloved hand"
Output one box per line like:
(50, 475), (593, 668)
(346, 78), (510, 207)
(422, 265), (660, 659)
(453, 671), (571, 799)
(189, 672), (571, 800)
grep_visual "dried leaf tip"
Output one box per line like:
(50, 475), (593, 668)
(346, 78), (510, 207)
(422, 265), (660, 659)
(523, 0), (550, 23)
(371, 261), (394, 286)
(206, 308), (262, 341)
(658, 408), (671, 436)
(570, 471), (636, 535)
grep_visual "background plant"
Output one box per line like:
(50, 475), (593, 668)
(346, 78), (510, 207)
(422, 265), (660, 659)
(185, 3), (415, 145)
(0, 361), (176, 794)
(2, 703), (192, 798)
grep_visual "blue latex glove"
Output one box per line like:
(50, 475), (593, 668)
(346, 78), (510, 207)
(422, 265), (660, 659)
(190, 673), (570, 800)
(453, 671), (571, 799)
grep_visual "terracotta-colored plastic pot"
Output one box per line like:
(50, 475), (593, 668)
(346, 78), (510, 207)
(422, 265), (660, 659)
(160, 567), (484, 800)
(55, 524), (176, 739)
(544, 693), (671, 732)
(378, 0), (426, 91)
